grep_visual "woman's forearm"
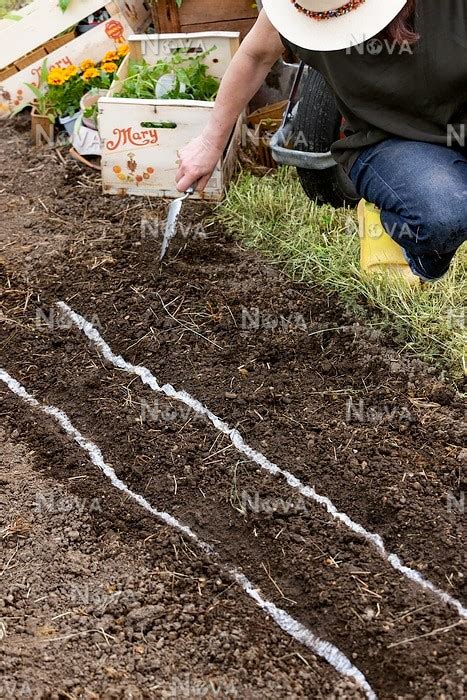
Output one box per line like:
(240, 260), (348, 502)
(176, 11), (284, 192)
(203, 18), (285, 149)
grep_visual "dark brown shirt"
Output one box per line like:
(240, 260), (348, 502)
(281, 0), (467, 170)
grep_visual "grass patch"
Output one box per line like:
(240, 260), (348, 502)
(216, 168), (466, 379)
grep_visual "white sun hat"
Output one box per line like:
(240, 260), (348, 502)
(261, 0), (408, 52)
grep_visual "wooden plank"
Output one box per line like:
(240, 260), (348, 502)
(0, 64), (18, 82)
(153, 0), (181, 33)
(0, 30), (75, 85)
(222, 112), (245, 189)
(178, 0), (256, 25)
(180, 18), (256, 40)
(44, 30), (76, 55)
(0, 0), (39, 32)
(125, 32), (240, 81)
(153, 0), (257, 36)
(0, 0), (103, 36)
(100, 99), (221, 198)
(15, 46), (47, 70)
(113, 0), (151, 33)
(100, 112), (242, 200)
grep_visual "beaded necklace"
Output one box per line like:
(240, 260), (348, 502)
(290, 0), (366, 21)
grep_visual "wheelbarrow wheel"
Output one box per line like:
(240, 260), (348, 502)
(295, 69), (360, 208)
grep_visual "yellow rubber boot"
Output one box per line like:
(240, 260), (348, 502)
(358, 200), (419, 285)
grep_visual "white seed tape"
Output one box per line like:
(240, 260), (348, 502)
(0, 368), (376, 700)
(57, 301), (467, 620)
(0, 370), (203, 549)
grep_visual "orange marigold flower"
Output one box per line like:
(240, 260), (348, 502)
(82, 67), (100, 81)
(63, 65), (79, 79)
(48, 74), (65, 86)
(101, 61), (118, 73)
(81, 59), (95, 71)
(48, 67), (64, 76)
(47, 68), (66, 85)
(103, 50), (119, 62)
(117, 43), (129, 56)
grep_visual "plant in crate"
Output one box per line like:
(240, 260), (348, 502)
(12, 60), (57, 147)
(79, 46), (129, 129)
(114, 49), (220, 101)
(47, 45), (129, 133)
(46, 64), (87, 133)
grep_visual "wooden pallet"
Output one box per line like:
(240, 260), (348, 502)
(152, 0), (257, 38)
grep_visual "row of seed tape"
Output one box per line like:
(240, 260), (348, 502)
(57, 302), (467, 621)
(0, 368), (376, 700)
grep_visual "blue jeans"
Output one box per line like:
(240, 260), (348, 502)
(349, 138), (467, 280)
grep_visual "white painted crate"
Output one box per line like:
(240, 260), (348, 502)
(0, 0), (108, 70)
(99, 32), (241, 200)
(0, 12), (146, 116)
(0, 0), (151, 115)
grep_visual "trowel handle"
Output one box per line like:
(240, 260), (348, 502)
(177, 181), (198, 202)
(185, 180), (199, 196)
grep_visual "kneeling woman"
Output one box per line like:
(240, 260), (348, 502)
(176, 0), (467, 281)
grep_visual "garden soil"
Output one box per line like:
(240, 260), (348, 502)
(1, 115), (465, 699)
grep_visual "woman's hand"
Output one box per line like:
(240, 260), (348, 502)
(175, 132), (224, 193)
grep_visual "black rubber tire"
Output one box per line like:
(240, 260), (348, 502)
(295, 69), (360, 208)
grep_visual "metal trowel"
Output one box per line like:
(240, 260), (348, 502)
(160, 183), (197, 261)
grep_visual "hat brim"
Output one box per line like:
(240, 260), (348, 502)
(262, 0), (408, 52)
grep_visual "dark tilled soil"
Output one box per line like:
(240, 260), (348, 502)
(1, 116), (466, 699)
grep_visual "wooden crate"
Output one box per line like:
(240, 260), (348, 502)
(0, 0), (108, 70)
(0, 1), (151, 116)
(100, 32), (242, 200)
(0, 13), (139, 115)
(153, 0), (257, 39)
(247, 101), (287, 169)
(0, 0), (150, 74)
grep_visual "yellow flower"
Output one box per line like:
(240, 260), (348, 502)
(48, 67), (64, 77)
(82, 67), (100, 81)
(81, 58), (95, 71)
(103, 50), (119, 62)
(117, 43), (129, 57)
(101, 61), (118, 74)
(47, 69), (66, 86)
(63, 65), (79, 79)
(48, 75), (65, 86)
